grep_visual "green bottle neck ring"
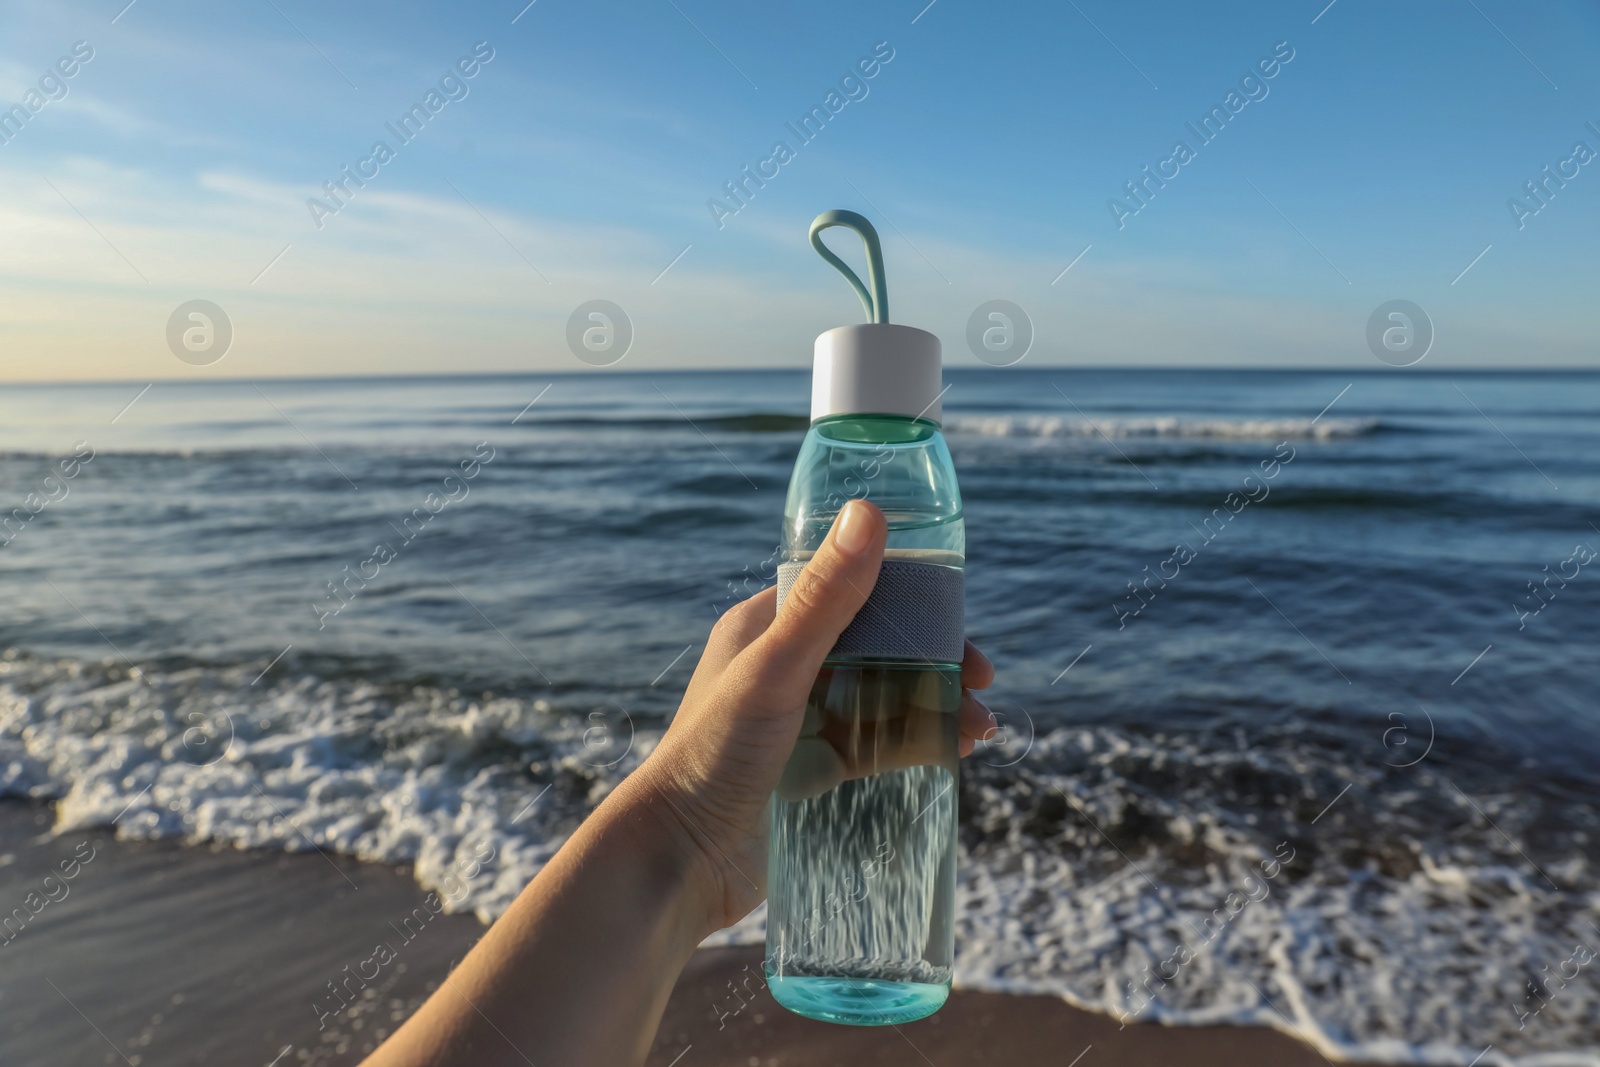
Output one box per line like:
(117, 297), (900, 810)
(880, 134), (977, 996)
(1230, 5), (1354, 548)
(811, 413), (941, 443)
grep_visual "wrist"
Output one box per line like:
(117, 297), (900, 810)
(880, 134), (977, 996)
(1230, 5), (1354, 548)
(595, 762), (728, 951)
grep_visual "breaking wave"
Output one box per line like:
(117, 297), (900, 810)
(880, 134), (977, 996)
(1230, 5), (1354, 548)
(944, 415), (1383, 440)
(2, 652), (1594, 1066)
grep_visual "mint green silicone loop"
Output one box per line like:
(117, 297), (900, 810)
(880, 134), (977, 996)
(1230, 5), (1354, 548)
(809, 209), (889, 324)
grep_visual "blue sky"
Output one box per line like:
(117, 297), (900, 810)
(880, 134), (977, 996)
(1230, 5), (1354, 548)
(0, 0), (1596, 380)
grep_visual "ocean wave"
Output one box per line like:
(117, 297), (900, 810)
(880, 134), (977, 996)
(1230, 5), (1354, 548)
(0, 652), (651, 924)
(521, 412), (1382, 440)
(948, 728), (1598, 1067)
(0, 415), (1382, 459)
(944, 415), (1383, 440)
(510, 413), (812, 433)
(1, 653), (1594, 1066)
(562, 412), (1384, 440)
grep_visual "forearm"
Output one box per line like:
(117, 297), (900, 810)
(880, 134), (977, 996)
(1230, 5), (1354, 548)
(362, 505), (945, 1064)
(364, 774), (714, 1067)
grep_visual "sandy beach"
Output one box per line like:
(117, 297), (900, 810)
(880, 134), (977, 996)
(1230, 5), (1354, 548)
(0, 801), (1372, 1067)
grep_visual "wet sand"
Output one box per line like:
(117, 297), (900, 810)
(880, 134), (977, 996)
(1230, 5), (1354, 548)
(0, 801), (1372, 1066)
(647, 946), (1364, 1067)
(0, 802), (481, 1066)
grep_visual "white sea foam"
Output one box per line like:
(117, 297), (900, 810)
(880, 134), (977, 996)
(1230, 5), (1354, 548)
(0, 656), (654, 922)
(945, 415), (1380, 440)
(1, 654), (1595, 1066)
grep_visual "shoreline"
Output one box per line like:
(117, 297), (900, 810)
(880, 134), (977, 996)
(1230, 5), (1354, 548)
(649, 944), (1379, 1067)
(0, 801), (484, 1066)
(0, 800), (1384, 1067)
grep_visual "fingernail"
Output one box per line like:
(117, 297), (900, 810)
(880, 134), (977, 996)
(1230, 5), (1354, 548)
(833, 501), (874, 556)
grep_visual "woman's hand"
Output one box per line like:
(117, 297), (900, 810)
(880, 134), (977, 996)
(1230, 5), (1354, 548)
(364, 499), (995, 1067)
(628, 499), (995, 936)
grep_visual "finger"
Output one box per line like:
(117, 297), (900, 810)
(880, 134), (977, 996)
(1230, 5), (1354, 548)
(740, 500), (886, 700)
(775, 737), (846, 801)
(704, 587), (776, 671)
(960, 639), (995, 691)
(679, 587), (777, 709)
(781, 702), (953, 800)
(958, 689), (997, 745)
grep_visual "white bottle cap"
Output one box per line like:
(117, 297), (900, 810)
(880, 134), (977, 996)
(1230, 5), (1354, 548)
(811, 323), (943, 424)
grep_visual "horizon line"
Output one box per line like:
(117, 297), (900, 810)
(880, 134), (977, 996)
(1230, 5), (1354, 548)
(4, 364), (1596, 388)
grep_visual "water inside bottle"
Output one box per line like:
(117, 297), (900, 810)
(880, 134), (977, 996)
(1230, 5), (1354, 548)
(765, 661), (960, 1025)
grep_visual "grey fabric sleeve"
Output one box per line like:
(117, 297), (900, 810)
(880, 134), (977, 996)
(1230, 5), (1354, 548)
(775, 559), (965, 664)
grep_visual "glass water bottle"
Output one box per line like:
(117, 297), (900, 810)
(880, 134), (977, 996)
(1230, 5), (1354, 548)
(765, 210), (965, 1026)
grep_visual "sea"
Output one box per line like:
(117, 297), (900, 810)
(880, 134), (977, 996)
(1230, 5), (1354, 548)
(1, 369), (1596, 1066)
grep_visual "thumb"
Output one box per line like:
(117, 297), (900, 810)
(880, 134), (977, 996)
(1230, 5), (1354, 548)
(750, 499), (886, 694)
